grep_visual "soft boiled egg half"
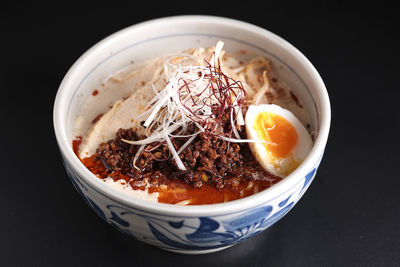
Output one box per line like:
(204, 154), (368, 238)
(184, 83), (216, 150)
(245, 104), (313, 177)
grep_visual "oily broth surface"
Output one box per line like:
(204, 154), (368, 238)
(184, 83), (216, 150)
(73, 47), (312, 204)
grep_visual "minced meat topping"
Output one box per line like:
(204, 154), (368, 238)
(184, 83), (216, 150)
(95, 111), (279, 190)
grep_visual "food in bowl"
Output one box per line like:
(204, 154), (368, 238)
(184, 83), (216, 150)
(73, 41), (313, 205)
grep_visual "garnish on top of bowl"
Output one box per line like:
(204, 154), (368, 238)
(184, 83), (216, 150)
(73, 41), (313, 205)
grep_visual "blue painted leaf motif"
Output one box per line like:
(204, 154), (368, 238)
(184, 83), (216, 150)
(86, 197), (107, 221)
(168, 220), (184, 229)
(66, 164), (101, 221)
(302, 168), (316, 191)
(223, 205), (273, 232)
(109, 221), (135, 237)
(69, 175), (90, 205)
(66, 165), (91, 208)
(260, 202), (294, 229)
(148, 222), (196, 249)
(186, 217), (234, 244)
(63, 158), (88, 191)
(110, 211), (130, 227)
(278, 195), (291, 207)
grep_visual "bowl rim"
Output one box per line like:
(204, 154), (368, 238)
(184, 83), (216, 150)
(53, 15), (331, 217)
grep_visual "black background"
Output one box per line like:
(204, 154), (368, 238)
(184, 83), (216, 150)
(2, 1), (400, 266)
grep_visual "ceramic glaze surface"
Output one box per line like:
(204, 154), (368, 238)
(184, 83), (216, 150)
(54, 16), (330, 254)
(62, 153), (319, 253)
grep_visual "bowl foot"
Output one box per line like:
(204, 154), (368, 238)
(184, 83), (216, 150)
(160, 244), (235, 254)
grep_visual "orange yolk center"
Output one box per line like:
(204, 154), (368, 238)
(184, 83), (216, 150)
(254, 112), (298, 158)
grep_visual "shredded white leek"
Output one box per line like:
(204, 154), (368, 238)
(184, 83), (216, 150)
(122, 41), (249, 170)
(165, 133), (186, 170)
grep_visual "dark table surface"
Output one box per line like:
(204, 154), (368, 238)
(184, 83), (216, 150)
(2, 2), (399, 266)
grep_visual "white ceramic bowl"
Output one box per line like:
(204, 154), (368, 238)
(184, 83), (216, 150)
(53, 15), (330, 254)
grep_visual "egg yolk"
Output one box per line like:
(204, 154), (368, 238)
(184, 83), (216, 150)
(254, 112), (298, 158)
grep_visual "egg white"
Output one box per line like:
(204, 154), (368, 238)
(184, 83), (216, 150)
(245, 104), (313, 177)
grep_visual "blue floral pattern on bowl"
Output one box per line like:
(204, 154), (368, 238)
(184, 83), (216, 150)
(62, 153), (319, 254)
(53, 17), (331, 254)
